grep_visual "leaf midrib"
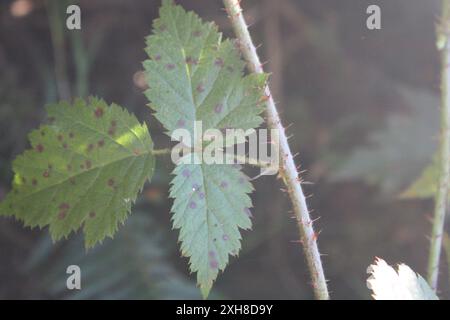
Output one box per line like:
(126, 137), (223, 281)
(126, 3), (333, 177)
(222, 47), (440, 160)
(17, 151), (151, 201)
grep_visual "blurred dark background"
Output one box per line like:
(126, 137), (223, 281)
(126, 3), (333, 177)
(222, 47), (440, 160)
(0, 0), (448, 299)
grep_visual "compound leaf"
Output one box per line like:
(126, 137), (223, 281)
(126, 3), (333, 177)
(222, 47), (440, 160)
(144, 1), (267, 297)
(0, 97), (155, 248)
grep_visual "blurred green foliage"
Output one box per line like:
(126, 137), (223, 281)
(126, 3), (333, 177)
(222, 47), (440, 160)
(24, 212), (201, 299)
(330, 86), (439, 197)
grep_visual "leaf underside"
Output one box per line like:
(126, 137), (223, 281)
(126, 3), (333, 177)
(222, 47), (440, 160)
(144, 0), (267, 297)
(0, 97), (155, 248)
(367, 258), (438, 300)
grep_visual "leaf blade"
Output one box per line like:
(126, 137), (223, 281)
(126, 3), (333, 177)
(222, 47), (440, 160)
(171, 160), (253, 297)
(143, 1), (267, 296)
(0, 97), (155, 248)
(144, 1), (266, 138)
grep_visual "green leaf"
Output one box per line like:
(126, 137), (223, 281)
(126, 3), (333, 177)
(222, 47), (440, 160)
(171, 159), (253, 297)
(401, 150), (450, 199)
(330, 86), (439, 196)
(143, 0), (267, 139)
(401, 153), (441, 199)
(367, 258), (438, 300)
(0, 97), (155, 248)
(143, 1), (267, 297)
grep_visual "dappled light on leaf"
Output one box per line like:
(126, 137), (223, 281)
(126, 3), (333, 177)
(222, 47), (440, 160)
(0, 97), (155, 248)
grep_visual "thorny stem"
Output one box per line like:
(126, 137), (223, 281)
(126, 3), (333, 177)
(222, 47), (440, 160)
(223, 0), (329, 299)
(428, 0), (450, 291)
(444, 233), (450, 286)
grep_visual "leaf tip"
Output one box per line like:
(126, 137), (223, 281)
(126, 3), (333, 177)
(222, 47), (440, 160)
(200, 283), (212, 299)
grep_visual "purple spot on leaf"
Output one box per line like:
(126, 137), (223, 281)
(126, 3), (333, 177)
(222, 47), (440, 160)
(189, 201), (197, 209)
(186, 56), (198, 65)
(214, 103), (223, 114)
(59, 203), (70, 210)
(182, 169), (190, 178)
(94, 107), (104, 118)
(214, 57), (224, 67)
(36, 144), (44, 153)
(177, 119), (186, 128)
(196, 83), (205, 93)
(210, 259), (218, 269)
